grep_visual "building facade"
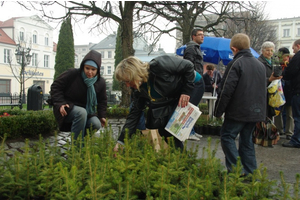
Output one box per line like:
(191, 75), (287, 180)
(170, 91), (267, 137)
(269, 16), (300, 53)
(0, 15), (56, 97)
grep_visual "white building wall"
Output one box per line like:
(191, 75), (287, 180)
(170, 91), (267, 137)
(0, 15), (55, 96)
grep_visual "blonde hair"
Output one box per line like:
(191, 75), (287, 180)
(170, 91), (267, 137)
(230, 33), (250, 50)
(115, 56), (149, 90)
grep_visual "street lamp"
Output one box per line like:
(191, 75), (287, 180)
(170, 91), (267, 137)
(15, 44), (32, 106)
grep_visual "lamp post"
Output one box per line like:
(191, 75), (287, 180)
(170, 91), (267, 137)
(15, 44), (32, 107)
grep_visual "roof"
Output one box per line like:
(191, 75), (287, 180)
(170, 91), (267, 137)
(0, 28), (16, 45)
(0, 17), (19, 28)
(91, 34), (116, 50)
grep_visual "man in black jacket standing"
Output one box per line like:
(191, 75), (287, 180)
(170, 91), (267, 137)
(282, 39), (300, 148)
(214, 33), (266, 176)
(183, 28), (206, 141)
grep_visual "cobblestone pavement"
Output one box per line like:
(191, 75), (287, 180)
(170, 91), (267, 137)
(3, 118), (300, 184)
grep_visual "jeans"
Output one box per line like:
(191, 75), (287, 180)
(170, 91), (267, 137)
(220, 118), (257, 175)
(289, 94), (300, 147)
(64, 105), (101, 141)
(189, 78), (205, 135)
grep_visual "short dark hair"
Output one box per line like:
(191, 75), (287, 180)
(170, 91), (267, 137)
(191, 28), (203, 39)
(294, 39), (300, 47)
(206, 64), (215, 71)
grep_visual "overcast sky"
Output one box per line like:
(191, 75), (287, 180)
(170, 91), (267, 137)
(0, 1), (299, 53)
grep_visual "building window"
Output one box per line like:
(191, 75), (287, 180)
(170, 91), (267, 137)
(283, 29), (290, 37)
(45, 35), (49, 46)
(107, 66), (112, 75)
(4, 49), (11, 63)
(100, 51), (104, 58)
(297, 28), (300, 36)
(33, 80), (45, 93)
(82, 48), (86, 51)
(20, 31), (24, 41)
(32, 53), (38, 67)
(44, 55), (49, 67)
(108, 51), (112, 58)
(0, 79), (11, 93)
(100, 66), (104, 75)
(33, 33), (37, 44)
(75, 56), (78, 64)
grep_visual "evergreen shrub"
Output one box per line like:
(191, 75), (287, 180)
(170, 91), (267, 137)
(0, 129), (299, 199)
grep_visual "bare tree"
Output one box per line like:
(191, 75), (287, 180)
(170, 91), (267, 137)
(136, 1), (257, 48)
(17, 1), (140, 107)
(222, 2), (277, 52)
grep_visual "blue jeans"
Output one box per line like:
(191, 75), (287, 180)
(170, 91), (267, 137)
(189, 78), (205, 135)
(289, 94), (300, 147)
(220, 118), (257, 175)
(64, 105), (101, 141)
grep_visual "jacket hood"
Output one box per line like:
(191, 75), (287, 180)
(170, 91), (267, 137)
(80, 50), (102, 78)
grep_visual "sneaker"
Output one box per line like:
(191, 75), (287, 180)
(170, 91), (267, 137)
(188, 134), (200, 141)
(194, 133), (203, 138)
(286, 135), (292, 140)
(282, 142), (299, 148)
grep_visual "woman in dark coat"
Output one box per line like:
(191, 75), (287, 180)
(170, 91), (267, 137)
(50, 50), (107, 142)
(113, 55), (200, 151)
(258, 41), (282, 118)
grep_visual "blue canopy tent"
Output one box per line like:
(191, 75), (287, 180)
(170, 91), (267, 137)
(176, 36), (260, 65)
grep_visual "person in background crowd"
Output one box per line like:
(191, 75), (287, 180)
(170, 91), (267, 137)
(274, 47), (294, 140)
(50, 50), (107, 144)
(113, 55), (201, 152)
(258, 41), (282, 119)
(214, 33), (266, 176)
(282, 39), (300, 148)
(203, 64), (222, 96)
(183, 28), (206, 141)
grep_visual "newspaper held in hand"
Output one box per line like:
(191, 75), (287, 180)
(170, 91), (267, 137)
(165, 102), (202, 142)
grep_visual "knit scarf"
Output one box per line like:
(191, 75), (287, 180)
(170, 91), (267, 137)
(81, 71), (98, 114)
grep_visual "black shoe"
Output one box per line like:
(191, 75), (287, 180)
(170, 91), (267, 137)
(282, 142), (299, 148)
(286, 135), (292, 140)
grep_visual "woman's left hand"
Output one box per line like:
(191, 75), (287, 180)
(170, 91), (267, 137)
(178, 94), (190, 107)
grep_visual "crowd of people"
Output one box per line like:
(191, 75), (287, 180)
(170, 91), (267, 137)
(49, 29), (300, 177)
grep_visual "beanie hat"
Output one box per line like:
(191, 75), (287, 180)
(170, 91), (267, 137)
(84, 60), (98, 68)
(278, 47), (290, 55)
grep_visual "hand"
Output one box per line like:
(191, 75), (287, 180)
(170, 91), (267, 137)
(113, 143), (124, 157)
(60, 104), (69, 117)
(178, 94), (190, 108)
(100, 118), (106, 127)
(269, 72), (282, 82)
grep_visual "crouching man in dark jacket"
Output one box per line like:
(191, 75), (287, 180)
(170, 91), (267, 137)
(214, 33), (266, 176)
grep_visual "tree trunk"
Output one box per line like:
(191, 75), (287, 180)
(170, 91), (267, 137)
(119, 2), (135, 107)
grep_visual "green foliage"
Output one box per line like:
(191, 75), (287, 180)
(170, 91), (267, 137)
(0, 109), (57, 139)
(54, 16), (75, 80)
(0, 131), (298, 199)
(112, 25), (122, 91)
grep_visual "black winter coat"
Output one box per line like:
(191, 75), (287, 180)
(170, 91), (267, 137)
(183, 41), (204, 75)
(283, 50), (300, 95)
(214, 49), (266, 122)
(50, 50), (107, 131)
(117, 55), (195, 143)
